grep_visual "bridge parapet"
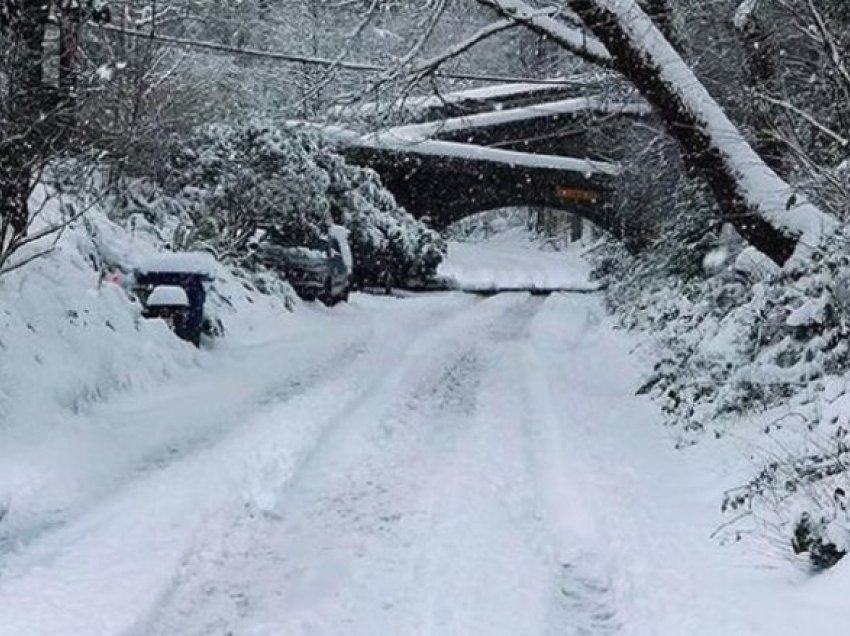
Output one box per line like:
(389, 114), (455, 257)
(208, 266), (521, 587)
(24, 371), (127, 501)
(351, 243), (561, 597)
(303, 81), (645, 236)
(329, 76), (613, 126)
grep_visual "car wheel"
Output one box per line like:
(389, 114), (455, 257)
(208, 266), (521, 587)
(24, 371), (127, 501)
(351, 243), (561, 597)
(322, 277), (335, 306)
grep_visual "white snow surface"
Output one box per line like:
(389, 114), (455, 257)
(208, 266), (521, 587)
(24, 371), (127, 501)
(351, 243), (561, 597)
(289, 121), (620, 176)
(329, 77), (597, 119)
(438, 228), (601, 291)
(379, 96), (650, 144)
(136, 251), (217, 276)
(356, 132), (620, 176)
(146, 285), (190, 307)
(329, 224), (353, 271)
(483, 0), (611, 63)
(2, 228), (850, 635)
(733, 0), (760, 29)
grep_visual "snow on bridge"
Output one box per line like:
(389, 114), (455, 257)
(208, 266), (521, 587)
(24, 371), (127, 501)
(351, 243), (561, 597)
(370, 95), (650, 147)
(328, 74), (611, 122)
(307, 121), (620, 177)
(298, 81), (651, 233)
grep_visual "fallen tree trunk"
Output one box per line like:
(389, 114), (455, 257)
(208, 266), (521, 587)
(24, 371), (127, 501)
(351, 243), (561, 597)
(480, 0), (837, 265)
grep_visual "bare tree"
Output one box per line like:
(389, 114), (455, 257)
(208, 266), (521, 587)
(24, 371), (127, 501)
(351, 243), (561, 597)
(0, 0), (110, 272)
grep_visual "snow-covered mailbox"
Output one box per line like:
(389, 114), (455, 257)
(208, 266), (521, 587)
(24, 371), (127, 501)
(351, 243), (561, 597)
(134, 253), (215, 346)
(143, 285), (190, 338)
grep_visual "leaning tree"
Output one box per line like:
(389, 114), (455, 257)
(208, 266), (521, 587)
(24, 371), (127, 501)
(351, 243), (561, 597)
(335, 0), (838, 266)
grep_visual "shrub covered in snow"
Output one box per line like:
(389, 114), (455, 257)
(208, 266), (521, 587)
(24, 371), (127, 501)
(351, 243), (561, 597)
(597, 233), (850, 435)
(592, 222), (850, 568)
(156, 122), (445, 289)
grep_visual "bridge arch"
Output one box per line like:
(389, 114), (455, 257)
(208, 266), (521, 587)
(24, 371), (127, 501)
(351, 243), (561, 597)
(316, 84), (650, 241)
(343, 146), (623, 237)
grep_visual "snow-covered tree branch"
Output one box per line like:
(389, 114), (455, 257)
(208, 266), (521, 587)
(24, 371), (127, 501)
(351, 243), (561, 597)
(479, 0), (838, 265)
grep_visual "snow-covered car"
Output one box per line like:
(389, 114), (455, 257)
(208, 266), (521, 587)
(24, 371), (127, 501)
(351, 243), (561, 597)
(260, 226), (352, 305)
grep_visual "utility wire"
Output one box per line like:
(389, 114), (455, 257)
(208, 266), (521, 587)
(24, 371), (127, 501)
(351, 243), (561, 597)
(94, 24), (599, 86)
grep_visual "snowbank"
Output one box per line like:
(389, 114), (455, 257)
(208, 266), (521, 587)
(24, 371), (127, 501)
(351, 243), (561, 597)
(0, 192), (296, 546)
(136, 252), (217, 277)
(592, 231), (850, 572)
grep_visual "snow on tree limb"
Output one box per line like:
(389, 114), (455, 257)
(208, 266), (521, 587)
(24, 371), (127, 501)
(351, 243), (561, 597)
(576, 0), (836, 257)
(733, 0), (760, 30)
(475, 0), (612, 66)
(485, 0), (838, 264)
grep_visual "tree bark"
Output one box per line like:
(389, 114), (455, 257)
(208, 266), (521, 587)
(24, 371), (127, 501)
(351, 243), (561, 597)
(58, 3), (84, 134)
(0, 0), (51, 253)
(567, 0), (803, 265)
(641, 0), (685, 52)
(480, 0), (837, 266)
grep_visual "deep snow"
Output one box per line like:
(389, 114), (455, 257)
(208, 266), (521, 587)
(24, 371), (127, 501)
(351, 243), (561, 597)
(2, 230), (850, 635)
(438, 229), (599, 291)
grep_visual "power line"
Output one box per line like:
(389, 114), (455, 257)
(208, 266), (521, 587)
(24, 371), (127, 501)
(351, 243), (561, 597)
(94, 24), (597, 86)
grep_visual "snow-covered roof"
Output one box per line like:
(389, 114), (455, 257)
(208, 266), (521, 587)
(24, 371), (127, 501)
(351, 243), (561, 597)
(136, 252), (217, 277)
(146, 285), (190, 308)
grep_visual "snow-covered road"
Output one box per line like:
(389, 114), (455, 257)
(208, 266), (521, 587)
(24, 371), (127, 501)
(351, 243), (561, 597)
(2, 234), (848, 635)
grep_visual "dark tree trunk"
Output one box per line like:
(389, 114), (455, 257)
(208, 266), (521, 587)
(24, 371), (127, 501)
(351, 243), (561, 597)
(566, 0), (799, 265)
(570, 213), (583, 242)
(0, 0), (51, 251)
(737, 15), (786, 174)
(58, 4), (84, 135)
(641, 0), (685, 52)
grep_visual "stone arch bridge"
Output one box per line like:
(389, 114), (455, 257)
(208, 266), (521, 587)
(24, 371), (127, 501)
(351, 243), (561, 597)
(312, 82), (650, 236)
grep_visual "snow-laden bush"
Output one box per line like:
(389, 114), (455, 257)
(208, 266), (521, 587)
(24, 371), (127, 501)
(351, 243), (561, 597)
(157, 122), (444, 289)
(597, 234), (850, 437)
(592, 222), (850, 568)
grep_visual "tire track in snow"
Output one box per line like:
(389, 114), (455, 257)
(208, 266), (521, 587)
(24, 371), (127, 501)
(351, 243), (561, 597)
(137, 293), (547, 636)
(133, 337), (371, 475)
(0, 294), (487, 636)
(516, 294), (622, 636)
(443, 292), (623, 636)
(0, 334), (371, 567)
(0, 295), (480, 568)
(524, 292), (739, 636)
(557, 561), (620, 636)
